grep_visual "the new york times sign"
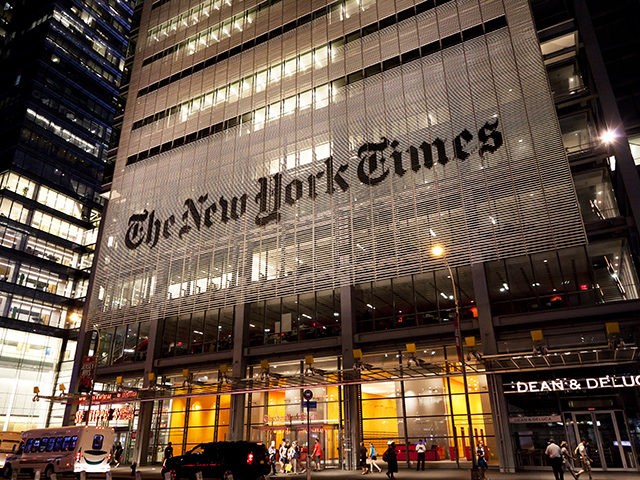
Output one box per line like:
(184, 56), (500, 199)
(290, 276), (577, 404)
(124, 119), (503, 250)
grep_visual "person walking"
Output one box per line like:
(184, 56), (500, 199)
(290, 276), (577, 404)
(279, 439), (289, 473)
(545, 439), (564, 480)
(560, 441), (578, 479)
(383, 441), (398, 480)
(113, 441), (124, 467)
(415, 439), (426, 471)
(369, 442), (382, 473)
(476, 441), (488, 480)
(359, 441), (369, 475)
(268, 440), (277, 476)
(575, 438), (593, 480)
(287, 440), (300, 474)
(311, 438), (323, 471)
(163, 442), (173, 461)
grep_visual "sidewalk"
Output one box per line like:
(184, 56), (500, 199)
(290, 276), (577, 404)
(110, 464), (639, 480)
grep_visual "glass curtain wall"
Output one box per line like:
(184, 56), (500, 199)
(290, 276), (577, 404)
(149, 373), (231, 458)
(360, 349), (494, 465)
(244, 351), (494, 467)
(0, 328), (74, 430)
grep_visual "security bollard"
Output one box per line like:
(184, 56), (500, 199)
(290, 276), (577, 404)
(35, 471), (41, 480)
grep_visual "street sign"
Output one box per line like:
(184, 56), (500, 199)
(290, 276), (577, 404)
(302, 401), (317, 409)
(303, 389), (313, 400)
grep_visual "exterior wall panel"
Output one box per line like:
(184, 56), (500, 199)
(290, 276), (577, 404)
(95, 1), (585, 329)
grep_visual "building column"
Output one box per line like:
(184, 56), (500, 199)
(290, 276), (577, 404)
(471, 263), (516, 470)
(134, 401), (155, 466)
(470, 263), (497, 355)
(134, 309), (161, 466)
(340, 285), (359, 470)
(229, 303), (249, 440)
(487, 374), (516, 473)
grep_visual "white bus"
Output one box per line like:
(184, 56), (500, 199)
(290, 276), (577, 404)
(0, 432), (21, 474)
(2, 426), (114, 479)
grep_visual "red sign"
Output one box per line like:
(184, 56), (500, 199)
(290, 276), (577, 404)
(78, 390), (138, 404)
(78, 356), (97, 393)
(74, 404), (135, 425)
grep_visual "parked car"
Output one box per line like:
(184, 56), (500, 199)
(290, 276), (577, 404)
(161, 442), (270, 480)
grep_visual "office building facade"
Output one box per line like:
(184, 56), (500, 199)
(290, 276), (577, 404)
(0, 0), (135, 430)
(74, 0), (640, 472)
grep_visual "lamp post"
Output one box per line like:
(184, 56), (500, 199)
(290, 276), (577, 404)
(430, 244), (478, 478)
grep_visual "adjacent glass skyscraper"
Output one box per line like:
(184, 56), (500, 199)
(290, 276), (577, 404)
(0, 0), (135, 430)
(73, 0), (640, 473)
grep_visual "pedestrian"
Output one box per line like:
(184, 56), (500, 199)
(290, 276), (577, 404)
(560, 441), (577, 479)
(114, 441), (124, 468)
(359, 441), (369, 475)
(476, 441), (488, 480)
(268, 440), (277, 476)
(369, 442), (382, 473)
(279, 439), (289, 473)
(545, 438), (564, 480)
(382, 441), (398, 480)
(575, 438), (593, 480)
(288, 440), (300, 473)
(415, 439), (426, 471)
(311, 438), (323, 471)
(164, 441), (173, 461)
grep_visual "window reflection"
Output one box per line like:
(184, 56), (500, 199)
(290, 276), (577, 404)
(248, 289), (340, 346)
(573, 168), (619, 222)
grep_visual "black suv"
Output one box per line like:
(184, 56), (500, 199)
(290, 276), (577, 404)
(162, 442), (270, 480)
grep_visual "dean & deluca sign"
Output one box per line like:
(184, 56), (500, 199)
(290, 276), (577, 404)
(506, 374), (640, 393)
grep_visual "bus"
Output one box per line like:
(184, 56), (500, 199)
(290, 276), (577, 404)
(2, 426), (114, 479)
(0, 432), (21, 475)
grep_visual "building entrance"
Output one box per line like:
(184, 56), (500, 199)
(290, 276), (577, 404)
(563, 410), (637, 470)
(252, 423), (340, 467)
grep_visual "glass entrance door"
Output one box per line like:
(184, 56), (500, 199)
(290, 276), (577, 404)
(563, 410), (634, 470)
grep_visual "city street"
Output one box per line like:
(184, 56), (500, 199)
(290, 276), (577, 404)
(109, 465), (639, 480)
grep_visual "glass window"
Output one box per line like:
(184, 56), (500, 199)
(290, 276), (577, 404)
(269, 65), (281, 84)
(315, 85), (329, 108)
(25, 438), (35, 453)
(53, 437), (64, 452)
(255, 71), (267, 92)
(218, 307), (233, 351)
(62, 436), (72, 450)
(91, 435), (104, 449)
(573, 168), (619, 222)
(299, 52), (311, 72)
(559, 113), (597, 154)
(299, 90), (312, 110)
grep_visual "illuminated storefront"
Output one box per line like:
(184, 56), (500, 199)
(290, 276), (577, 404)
(503, 367), (640, 471)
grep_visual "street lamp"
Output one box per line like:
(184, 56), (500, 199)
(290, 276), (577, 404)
(430, 244), (478, 477)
